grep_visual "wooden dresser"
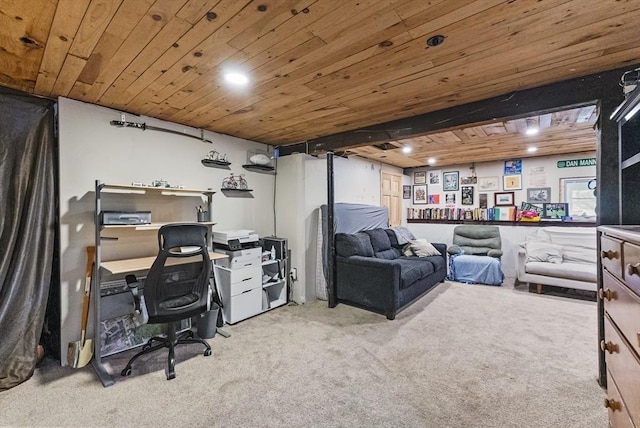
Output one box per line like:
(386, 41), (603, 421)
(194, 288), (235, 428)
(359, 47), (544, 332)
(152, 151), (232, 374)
(599, 226), (640, 427)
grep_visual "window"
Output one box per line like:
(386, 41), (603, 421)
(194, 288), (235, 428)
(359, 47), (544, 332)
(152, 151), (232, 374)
(560, 177), (596, 218)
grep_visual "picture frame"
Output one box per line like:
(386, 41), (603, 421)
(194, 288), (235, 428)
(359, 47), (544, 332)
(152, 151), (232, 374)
(503, 174), (522, 190)
(526, 187), (551, 203)
(445, 193), (456, 206)
(428, 170), (442, 185)
(428, 194), (440, 204)
(443, 171), (459, 191)
(494, 191), (515, 206)
(479, 193), (488, 209)
(413, 184), (427, 205)
(414, 171), (426, 184)
(504, 159), (522, 175)
(460, 176), (477, 185)
(543, 203), (569, 219)
(402, 185), (411, 199)
(478, 176), (500, 191)
(461, 186), (474, 205)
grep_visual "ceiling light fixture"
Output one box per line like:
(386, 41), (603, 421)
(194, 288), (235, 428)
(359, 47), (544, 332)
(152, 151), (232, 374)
(428, 157), (436, 165)
(402, 146), (412, 154)
(525, 118), (539, 136)
(527, 147), (538, 153)
(426, 35), (446, 47)
(224, 71), (249, 86)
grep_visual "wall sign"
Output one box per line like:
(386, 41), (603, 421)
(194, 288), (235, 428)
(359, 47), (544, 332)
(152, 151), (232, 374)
(556, 158), (596, 168)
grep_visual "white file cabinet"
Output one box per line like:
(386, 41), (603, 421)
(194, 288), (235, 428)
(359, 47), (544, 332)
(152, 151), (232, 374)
(215, 263), (262, 324)
(213, 245), (288, 324)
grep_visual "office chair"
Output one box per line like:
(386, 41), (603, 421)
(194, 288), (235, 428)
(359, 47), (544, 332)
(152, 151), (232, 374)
(121, 223), (212, 380)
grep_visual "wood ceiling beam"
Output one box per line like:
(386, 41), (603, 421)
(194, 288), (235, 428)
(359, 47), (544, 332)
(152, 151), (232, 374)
(277, 65), (633, 156)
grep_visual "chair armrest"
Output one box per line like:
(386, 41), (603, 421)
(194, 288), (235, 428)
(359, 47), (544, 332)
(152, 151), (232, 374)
(125, 274), (149, 326)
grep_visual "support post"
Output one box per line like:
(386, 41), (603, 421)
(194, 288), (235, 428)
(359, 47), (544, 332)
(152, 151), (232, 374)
(326, 152), (337, 308)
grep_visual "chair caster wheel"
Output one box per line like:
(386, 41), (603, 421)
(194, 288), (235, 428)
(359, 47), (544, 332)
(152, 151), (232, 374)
(121, 367), (132, 377)
(204, 349), (212, 357)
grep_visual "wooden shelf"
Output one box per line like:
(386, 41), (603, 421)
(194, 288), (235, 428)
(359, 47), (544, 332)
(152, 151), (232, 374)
(221, 188), (253, 192)
(100, 183), (215, 195)
(102, 221), (217, 230)
(407, 219), (596, 227)
(242, 164), (274, 173)
(201, 159), (231, 168)
(101, 251), (228, 275)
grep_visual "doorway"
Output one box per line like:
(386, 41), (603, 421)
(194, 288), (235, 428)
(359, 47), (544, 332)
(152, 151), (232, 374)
(381, 171), (402, 227)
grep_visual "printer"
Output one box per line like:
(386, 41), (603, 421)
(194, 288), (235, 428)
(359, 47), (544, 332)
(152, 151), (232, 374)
(212, 229), (261, 269)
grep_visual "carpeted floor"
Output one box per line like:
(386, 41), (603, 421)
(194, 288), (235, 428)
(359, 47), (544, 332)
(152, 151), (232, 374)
(1, 281), (606, 427)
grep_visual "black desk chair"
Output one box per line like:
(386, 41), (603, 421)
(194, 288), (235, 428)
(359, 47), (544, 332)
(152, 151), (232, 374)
(121, 223), (212, 380)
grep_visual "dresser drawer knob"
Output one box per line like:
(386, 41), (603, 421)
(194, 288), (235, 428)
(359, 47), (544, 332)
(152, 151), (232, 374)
(604, 398), (621, 411)
(601, 250), (619, 260)
(600, 340), (618, 354)
(627, 263), (640, 276)
(598, 288), (615, 301)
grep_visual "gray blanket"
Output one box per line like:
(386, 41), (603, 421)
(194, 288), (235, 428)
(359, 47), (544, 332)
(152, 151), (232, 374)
(391, 227), (416, 245)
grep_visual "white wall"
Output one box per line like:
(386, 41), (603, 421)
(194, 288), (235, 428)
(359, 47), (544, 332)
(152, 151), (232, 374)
(406, 152), (596, 211)
(275, 154), (405, 304)
(58, 97), (275, 362)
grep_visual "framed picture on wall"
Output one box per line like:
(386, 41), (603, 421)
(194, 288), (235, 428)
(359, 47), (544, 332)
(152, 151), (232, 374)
(479, 193), (488, 209)
(543, 203), (569, 219)
(504, 159), (522, 175)
(526, 187), (551, 203)
(503, 174), (522, 190)
(461, 186), (474, 205)
(403, 185), (411, 199)
(413, 184), (427, 204)
(445, 193), (456, 206)
(494, 191), (515, 206)
(414, 171), (426, 184)
(428, 194), (440, 204)
(443, 171), (459, 191)
(428, 170), (442, 185)
(478, 176), (500, 191)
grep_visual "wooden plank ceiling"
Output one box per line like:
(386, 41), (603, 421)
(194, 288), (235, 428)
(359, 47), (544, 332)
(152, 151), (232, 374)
(0, 0), (638, 168)
(348, 105), (598, 168)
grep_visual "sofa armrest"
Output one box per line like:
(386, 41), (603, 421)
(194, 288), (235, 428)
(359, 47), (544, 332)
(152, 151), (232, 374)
(336, 256), (400, 317)
(517, 247), (527, 280)
(432, 243), (447, 259)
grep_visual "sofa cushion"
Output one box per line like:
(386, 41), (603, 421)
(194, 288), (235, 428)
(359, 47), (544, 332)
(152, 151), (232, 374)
(525, 241), (563, 264)
(335, 232), (374, 258)
(402, 239), (441, 257)
(376, 248), (402, 260)
(364, 229), (392, 252)
(525, 261), (596, 283)
(395, 258), (435, 289)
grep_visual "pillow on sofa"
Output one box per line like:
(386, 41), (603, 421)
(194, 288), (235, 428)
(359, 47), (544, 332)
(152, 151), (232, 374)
(336, 233), (374, 258)
(525, 241), (563, 264)
(403, 239), (441, 257)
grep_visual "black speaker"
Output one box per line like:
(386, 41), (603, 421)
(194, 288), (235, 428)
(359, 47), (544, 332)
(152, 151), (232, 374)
(263, 237), (287, 260)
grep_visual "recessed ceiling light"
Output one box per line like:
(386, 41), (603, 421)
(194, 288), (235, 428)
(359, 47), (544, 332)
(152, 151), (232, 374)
(527, 147), (538, 153)
(402, 146), (412, 154)
(224, 72), (249, 86)
(525, 127), (539, 136)
(427, 157), (436, 165)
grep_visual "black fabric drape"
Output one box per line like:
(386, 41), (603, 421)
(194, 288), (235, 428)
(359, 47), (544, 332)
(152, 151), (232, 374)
(0, 87), (56, 391)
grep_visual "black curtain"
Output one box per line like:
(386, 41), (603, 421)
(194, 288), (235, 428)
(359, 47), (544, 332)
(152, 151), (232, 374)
(0, 87), (56, 390)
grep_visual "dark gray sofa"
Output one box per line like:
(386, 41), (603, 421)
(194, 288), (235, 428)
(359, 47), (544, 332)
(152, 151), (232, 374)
(335, 228), (447, 320)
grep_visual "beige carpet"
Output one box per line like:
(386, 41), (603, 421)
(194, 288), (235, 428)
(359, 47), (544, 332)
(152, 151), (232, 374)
(1, 282), (606, 427)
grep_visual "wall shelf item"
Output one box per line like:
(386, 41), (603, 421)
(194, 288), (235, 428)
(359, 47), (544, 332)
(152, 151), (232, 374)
(201, 159), (231, 168)
(92, 181), (217, 387)
(242, 163), (275, 173)
(221, 188), (253, 193)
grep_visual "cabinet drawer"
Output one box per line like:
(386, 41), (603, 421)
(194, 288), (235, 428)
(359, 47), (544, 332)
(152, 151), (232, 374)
(224, 287), (262, 324)
(217, 264), (261, 286)
(624, 241), (640, 294)
(604, 271), (640, 354)
(606, 372), (635, 428)
(601, 235), (623, 279)
(604, 316), (640, 427)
